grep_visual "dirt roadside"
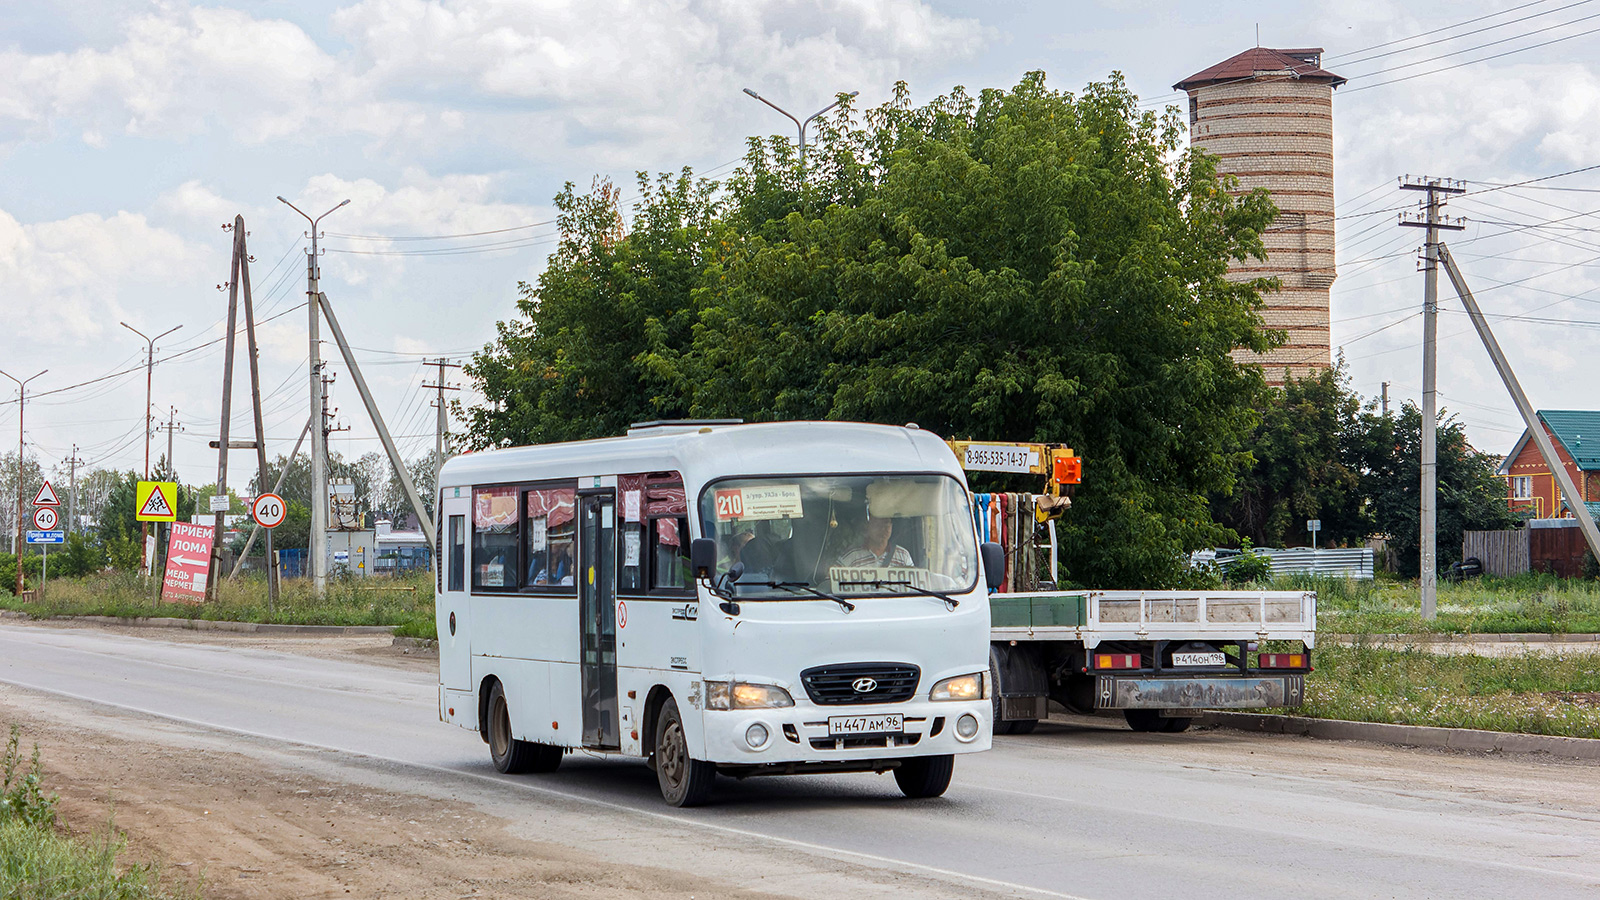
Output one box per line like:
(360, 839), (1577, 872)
(0, 621), (790, 900)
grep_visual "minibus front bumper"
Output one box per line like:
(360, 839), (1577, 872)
(700, 699), (991, 768)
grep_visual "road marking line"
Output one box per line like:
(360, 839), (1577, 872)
(0, 676), (1100, 900)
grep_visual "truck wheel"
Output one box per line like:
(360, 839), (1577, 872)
(894, 754), (954, 799)
(1123, 709), (1193, 733)
(655, 697), (716, 807)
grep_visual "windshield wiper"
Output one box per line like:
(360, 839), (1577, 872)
(838, 579), (960, 610)
(737, 579), (856, 613)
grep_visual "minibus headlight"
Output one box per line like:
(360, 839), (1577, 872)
(930, 672), (986, 702)
(704, 681), (795, 710)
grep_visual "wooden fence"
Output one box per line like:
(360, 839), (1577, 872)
(1462, 529), (1528, 576)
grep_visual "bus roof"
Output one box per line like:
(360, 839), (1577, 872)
(439, 421), (963, 492)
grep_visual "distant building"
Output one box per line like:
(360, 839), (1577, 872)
(1496, 410), (1600, 520)
(1176, 47), (1346, 386)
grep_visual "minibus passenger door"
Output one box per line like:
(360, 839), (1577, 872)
(579, 492), (620, 750)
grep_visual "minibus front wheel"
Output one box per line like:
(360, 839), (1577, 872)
(654, 697), (716, 807)
(893, 754), (954, 799)
(487, 682), (563, 774)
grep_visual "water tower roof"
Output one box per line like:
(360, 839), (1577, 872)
(1175, 47), (1346, 92)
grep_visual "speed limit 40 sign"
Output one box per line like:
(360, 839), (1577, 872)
(251, 493), (287, 529)
(33, 506), (59, 531)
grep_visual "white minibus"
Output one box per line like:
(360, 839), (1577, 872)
(434, 420), (1000, 806)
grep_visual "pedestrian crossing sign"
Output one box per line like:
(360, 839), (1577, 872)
(136, 481), (178, 522)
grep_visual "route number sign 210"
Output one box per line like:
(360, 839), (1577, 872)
(252, 493), (287, 529)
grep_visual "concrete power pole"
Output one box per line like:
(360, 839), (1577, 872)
(1381, 382), (1390, 418)
(1400, 176), (1465, 619)
(423, 358), (460, 572)
(278, 196), (349, 597)
(64, 446), (84, 535)
(1, 368), (46, 594)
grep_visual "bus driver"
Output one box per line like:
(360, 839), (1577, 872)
(836, 514), (914, 568)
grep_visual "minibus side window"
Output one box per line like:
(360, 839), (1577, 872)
(619, 522), (645, 593)
(448, 515), (464, 592)
(472, 486), (521, 591)
(524, 484), (577, 593)
(650, 516), (693, 592)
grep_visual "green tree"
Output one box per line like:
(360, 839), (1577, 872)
(467, 73), (1281, 587)
(1361, 403), (1519, 576)
(1216, 364), (1368, 547)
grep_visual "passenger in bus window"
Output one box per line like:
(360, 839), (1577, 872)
(836, 515), (914, 568)
(532, 542), (573, 586)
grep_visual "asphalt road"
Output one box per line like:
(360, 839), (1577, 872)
(3, 621), (1599, 900)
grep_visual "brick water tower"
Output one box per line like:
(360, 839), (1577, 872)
(1176, 47), (1345, 385)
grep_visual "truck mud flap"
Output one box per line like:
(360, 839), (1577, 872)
(1095, 675), (1303, 710)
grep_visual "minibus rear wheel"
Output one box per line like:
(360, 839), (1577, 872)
(488, 682), (563, 774)
(654, 697), (715, 807)
(893, 754), (954, 799)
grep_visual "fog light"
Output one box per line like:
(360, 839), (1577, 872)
(745, 722), (770, 749)
(955, 713), (980, 741)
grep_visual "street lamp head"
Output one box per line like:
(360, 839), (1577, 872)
(847, 91), (860, 98)
(337, 199), (350, 209)
(743, 88), (760, 99)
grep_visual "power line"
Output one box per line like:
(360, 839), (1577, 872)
(1341, 21), (1600, 93)
(1334, 0), (1595, 67)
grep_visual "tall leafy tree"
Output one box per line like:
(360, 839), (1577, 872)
(467, 73), (1281, 587)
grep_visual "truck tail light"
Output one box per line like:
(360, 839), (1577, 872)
(1259, 653), (1308, 669)
(1094, 653), (1141, 669)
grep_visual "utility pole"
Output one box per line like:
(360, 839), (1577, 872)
(156, 408), (182, 479)
(63, 446), (84, 535)
(741, 88), (858, 176)
(1400, 176), (1465, 619)
(1381, 382), (1390, 418)
(278, 196), (349, 596)
(1, 368), (46, 596)
(121, 320), (182, 576)
(205, 216), (279, 603)
(424, 358), (461, 571)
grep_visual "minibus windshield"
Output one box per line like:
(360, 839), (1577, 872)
(699, 474), (978, 598)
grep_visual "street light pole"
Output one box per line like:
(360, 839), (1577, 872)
(277, 195), (350, 596)
(1, 368), (47, 597)
(120, 321), (181, 578)
(742, 88), (859, 176)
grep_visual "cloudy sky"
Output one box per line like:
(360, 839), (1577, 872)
(3, 0), (1598, 489)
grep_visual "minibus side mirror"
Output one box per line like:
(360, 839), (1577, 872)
(980, 542), (1005, 591)
(690, 538), (717, 579)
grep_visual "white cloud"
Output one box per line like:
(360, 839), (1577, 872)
(0, 206), (199, 344)
(0, 0), (983, 165)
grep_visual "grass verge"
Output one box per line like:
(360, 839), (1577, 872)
(1275, 572), (1600, 635)
(2, 724), (197, 900)
(0, 570), (437, 636)
(1278, 641), (1600, 739)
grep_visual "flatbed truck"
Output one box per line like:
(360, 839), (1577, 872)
(951, 441), (1316, 734)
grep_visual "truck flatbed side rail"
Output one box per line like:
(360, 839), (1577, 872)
(990, 589), (1317, 648)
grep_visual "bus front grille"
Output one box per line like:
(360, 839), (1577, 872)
(800, 663), (920, 705)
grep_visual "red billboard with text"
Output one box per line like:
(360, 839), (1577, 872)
(162, 522), (215, 603)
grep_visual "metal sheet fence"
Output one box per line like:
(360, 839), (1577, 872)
(1254, 547), (1374, 580)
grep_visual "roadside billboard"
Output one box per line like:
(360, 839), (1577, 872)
(162, 522), (215, 603)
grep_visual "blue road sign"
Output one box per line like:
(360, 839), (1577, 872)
(25, 531), (64, 544)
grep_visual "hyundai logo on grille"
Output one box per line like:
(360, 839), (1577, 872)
(852, 677), (878, 693)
